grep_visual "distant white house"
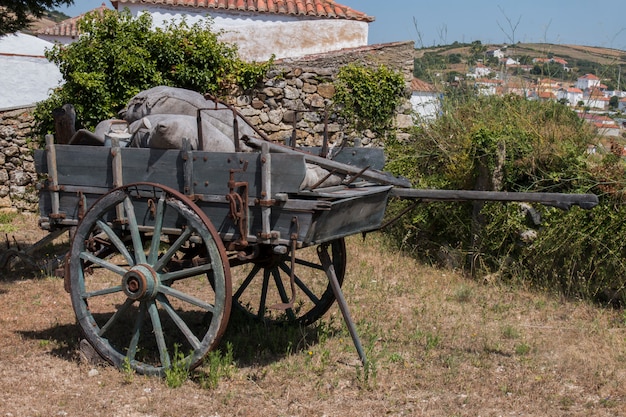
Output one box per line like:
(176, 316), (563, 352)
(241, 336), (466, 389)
(576, 73), (601, 91)
(500, 57), (519, 66)
(556, 87), (583, 106)
(487, 48), (505, 59)
(578, 113), (621, 137)
(584, 96), (609, 110)
(0, 33), (62, 109)
(475, 78), (501, 96)
(410, 78), (441, 122)
(467, 63), (491, 79)
(620, 98), (626, 112)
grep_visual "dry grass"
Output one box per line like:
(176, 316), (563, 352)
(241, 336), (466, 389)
(1, 213), (626, 416)
(415, 42), (626, 67)
(518, 43), (626, 65)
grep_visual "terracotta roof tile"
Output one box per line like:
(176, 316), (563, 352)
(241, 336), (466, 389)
(411, 78), (439, 92)
(37, 3), (109, 37)
(111, 0), (374, 21)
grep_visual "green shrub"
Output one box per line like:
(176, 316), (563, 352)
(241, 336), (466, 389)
(384, 93), (626, 304)
(333, 63), (405, 138)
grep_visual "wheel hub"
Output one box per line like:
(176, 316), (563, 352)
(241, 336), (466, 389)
(122, 264), (159, 300)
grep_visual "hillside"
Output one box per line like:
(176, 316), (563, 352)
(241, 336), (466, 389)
(517, 43), (626, 66)
(22, 10), (70, 35)
(415, 42), (626, 87)
(416, 42), (626, 65)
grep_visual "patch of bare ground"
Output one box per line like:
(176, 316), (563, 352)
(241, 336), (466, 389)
(1, 213), (625, 416)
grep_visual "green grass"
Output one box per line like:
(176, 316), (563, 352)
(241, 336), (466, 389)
(0, 211), (18, 233)
(164, 345), (190, 388)
(197, 342), (234, 390)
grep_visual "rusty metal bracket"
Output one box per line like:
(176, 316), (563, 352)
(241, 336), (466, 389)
(77, 191), (87, 221)
(147, 198), (157, 219)
(226, 161), (249, 248)
(344, 165), (371, 186)
(255, 198), (276, 208)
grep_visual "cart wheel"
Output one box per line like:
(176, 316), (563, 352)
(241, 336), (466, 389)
(232, 238), (346, 325)
(68, 183), (231, 376)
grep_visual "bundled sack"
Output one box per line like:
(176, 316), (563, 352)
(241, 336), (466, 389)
(119, 86), (340, 189)
(121, 86), (207, 122)
(120, 86), (256, 150)
(128, 114), (237, 152)
(299, 163), (343, 189)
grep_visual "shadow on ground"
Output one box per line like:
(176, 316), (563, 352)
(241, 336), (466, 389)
(16, 303), (341, 370)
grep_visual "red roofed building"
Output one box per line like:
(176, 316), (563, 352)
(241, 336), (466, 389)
(36, 0), (373, 62)
(410, 78), (441, 121)
(112, 0), (374, 62)
(556, 87), (583, 107)
(578, 113), (621, 136)
(37, 3), (110, 44)
(576, 73), (601, 90)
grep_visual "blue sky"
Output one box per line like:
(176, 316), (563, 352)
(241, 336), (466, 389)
(59, 1), (626, 51)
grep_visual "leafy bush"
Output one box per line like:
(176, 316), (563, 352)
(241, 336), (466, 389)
(384, 93), (626, 304)
(333, 63), (406, 138)
(34, 9), (271, 138)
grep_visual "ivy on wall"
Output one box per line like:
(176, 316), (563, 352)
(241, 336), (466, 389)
(333, 63), (406, 139)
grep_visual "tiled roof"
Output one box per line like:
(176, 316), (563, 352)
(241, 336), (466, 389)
(37, 3), (109, 37)
(111, 0), (374, 22)
(538, 91), (556, 99)
(580, 73), (599, 80)
(410, 78), (438, 92)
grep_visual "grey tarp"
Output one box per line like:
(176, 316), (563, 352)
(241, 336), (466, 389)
(120, 86), (255, 151)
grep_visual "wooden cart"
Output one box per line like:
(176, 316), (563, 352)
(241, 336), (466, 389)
(34, 125), (598, 376)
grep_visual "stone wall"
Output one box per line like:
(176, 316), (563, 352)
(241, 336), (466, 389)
(0, 41), (416, 212)
(0, 107), (39, 212)
(232, 41), (416, 147)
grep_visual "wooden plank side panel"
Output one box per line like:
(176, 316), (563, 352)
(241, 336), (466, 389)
(38, 146), (306, 197)
(303, 188), (390, 245)
(36, 146), (307, 233)
(54, 145), (113, 188)
(119, 148), (184, 191)
(269, 154), (306, 194)
(191, 152), (306, 197)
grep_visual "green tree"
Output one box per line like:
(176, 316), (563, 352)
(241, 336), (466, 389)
(0, 0), (74, 36)
(414, 52), (447, 79)
(468, 40), (487, 64)
(35, 9), (271, 135)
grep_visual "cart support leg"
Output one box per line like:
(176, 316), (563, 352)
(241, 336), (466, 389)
(318, 246), (367, 366)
